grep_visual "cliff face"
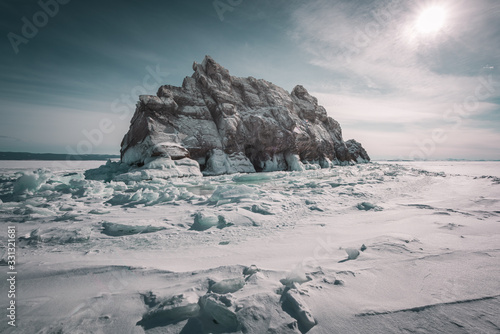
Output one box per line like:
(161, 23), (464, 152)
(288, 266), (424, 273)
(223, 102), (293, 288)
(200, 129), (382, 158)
(120, 56), (370, 175)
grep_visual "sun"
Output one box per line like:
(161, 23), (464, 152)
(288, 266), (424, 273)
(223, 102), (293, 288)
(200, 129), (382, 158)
(416, 6), (447, 34)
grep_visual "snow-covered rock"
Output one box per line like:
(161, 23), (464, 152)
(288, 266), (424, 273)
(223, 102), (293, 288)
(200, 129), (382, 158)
(120, 56), (370, 175)
(346, 139), (371, 163)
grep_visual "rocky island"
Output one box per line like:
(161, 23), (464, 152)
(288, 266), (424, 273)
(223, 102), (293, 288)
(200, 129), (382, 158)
(120, 56), (370, 176)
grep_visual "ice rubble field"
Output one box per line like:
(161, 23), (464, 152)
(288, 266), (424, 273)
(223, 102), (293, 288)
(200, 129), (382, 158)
(0, 160), (499, 333)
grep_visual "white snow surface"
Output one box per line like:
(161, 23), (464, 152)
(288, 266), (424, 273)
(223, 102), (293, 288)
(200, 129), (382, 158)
(0, 161), (499, 333)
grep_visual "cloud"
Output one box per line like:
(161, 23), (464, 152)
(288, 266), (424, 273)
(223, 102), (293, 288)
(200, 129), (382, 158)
(292, 0), (498, 95)
(290, 0), (500, 159)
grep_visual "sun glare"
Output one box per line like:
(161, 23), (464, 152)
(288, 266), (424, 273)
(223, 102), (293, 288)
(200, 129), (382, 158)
(416, 6), (447, 34)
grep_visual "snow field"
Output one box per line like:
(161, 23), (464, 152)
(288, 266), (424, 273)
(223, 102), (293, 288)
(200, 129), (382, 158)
(0, 161), (499, 333)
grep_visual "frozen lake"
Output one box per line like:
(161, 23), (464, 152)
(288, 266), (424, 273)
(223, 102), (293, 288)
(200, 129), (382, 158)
(0, 161), (499, 333)
(378, 160), (500, 178)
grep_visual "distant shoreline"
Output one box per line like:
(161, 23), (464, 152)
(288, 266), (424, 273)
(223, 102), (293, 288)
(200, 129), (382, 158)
(0, 152), (498, 162)
(0, 152), (120, 161)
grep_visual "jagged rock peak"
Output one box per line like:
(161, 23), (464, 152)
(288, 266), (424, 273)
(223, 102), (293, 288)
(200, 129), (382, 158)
(120, 56), (370, 175)
(194, 55), (229, 74)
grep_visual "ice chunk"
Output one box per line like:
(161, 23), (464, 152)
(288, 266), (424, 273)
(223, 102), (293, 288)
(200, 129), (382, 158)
(232, 172), (276, 183)
(58, 204), (74, 212)
(88, 209), (111, 215)
(243, 265), (260, 276)
(208, 185), (260, 205)
(53, 212), (80, 221)
(356, 202), (383, 211)
(210, 277), (245, 294)
(13, 204), (55, 217)
(105, 185), (194, 207)
(235, 300), (271, 334)
(101, 222), (166, 236)
(106, 189), (158, 206)
(246, 204), (274, 215)
(345, 248), (360, 260)
(282, 289), (316, 332)
(190, 212), (222, 231)
(137, 292), (200, 330)
(19, 229), (42, 245)
(308, 205), (324, 212)
(19, 227), (91, 245)
(13, 169), (50, 195)
(190, 213), (235, 231)
(303, 162), (321, 170)
(200, 294), (240, 332)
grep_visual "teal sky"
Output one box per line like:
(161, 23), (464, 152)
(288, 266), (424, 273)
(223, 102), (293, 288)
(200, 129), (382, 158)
(1, 0), (499, 160)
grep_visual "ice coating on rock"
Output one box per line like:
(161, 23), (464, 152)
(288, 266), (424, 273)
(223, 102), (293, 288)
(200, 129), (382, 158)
(120, 56), (370, 175)
(85, 158), (202, 183)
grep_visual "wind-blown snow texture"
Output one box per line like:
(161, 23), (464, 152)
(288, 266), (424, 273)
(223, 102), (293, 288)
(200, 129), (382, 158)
(120, 56), (369, 175)
(1, 161), (499, 333)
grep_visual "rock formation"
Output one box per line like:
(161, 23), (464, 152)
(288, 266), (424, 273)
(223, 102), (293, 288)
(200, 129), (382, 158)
(120, 56), (369, 175)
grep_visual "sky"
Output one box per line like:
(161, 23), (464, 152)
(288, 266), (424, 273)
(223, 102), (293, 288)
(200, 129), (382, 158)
(0, 0), (499, 160)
